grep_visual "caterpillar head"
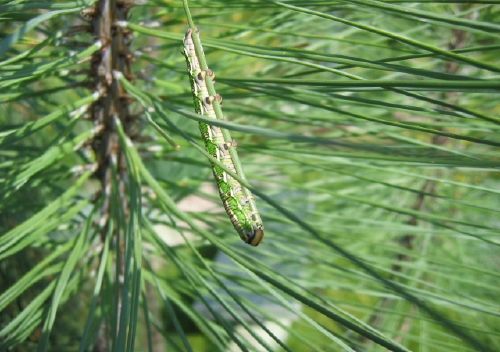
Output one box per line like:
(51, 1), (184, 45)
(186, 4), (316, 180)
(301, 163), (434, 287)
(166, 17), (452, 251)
(245, 225), (264, 246)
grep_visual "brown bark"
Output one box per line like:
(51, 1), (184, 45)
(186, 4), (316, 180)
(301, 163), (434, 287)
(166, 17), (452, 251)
(87, 1), (134, 350)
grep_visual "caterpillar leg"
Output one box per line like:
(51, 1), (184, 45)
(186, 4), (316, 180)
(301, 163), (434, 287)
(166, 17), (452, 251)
(221, 140), (237, 150)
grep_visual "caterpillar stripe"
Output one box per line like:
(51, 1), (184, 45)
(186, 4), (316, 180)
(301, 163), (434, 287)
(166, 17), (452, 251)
(183, 28), (264, 246)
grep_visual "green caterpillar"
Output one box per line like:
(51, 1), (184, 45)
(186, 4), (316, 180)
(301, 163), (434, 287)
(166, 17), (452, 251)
(183, 28), (264, 246)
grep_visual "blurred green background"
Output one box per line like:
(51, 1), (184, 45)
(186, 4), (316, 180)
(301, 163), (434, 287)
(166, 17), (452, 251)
(0, 1), (499, 351)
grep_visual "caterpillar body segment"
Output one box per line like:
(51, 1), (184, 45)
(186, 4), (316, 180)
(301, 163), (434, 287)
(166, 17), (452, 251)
(182, 29), (264, 246)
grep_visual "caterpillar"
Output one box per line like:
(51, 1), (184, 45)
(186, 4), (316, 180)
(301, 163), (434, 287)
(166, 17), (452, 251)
(183, 28), (264, 246)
